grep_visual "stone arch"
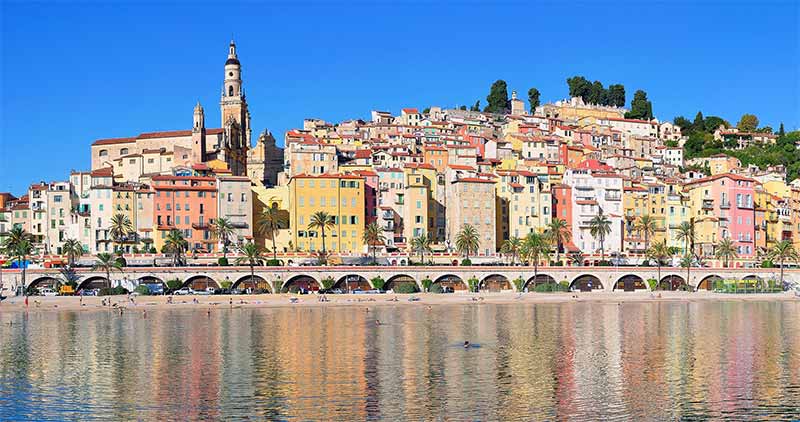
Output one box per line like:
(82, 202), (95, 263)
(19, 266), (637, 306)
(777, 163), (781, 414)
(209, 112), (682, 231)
(433, 274), (467, 291)
(28, 276), (61, 290)
(334, 275), (371, 292)
(659, 274), (686, 291)
(77, 276), (110, 291)
(614, 274), (647, 292)
(697, 274), (722, 291)
(525, 274), (557, 290)
(234, 275), (271, 293)
(384, 274), (417, 292)
(479, 274), (511, 292)
(184, 275), (219, 291)
(282, 274), (319, 293)
(570, 274), (603, 292)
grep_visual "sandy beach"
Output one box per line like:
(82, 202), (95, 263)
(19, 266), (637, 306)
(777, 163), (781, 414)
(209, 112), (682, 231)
(1, 290), (798, 313)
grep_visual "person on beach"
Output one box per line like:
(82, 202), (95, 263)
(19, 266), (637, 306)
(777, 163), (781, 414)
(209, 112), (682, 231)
(464, 341), (470, 348)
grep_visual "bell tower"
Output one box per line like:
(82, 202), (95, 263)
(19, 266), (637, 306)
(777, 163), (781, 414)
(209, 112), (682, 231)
(220, 40), (250, 147)
(191, 101), (206, 163)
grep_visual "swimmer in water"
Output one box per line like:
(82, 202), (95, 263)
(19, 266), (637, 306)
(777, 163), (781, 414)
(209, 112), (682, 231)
(464, 341), (470, 348)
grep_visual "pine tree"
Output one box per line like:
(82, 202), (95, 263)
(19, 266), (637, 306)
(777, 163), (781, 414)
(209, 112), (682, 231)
(485, 80), (509, 114)
(625, 90), (653, 120)
(527, 88), (540, 113)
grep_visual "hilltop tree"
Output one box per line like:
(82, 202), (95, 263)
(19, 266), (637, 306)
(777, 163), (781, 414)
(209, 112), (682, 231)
(588, 81), (606, 105)
(470, 100), (481, 112)
(527, 88), (540, 112)
(607, 84), (625, 107)
(458, 105), (467, 111)
(737, 114), (759, 132)
(566, 76), (592, 101)
(779, 122), (785, 136)
(704, 116), (728, 132)
(692, 111), (705, 133)
(674, 116), (692, 132)
(485, 80), (509, 114)
(625, 90), (653, 120)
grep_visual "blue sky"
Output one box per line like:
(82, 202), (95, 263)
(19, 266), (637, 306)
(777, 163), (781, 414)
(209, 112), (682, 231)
(1, 1), (798, 195)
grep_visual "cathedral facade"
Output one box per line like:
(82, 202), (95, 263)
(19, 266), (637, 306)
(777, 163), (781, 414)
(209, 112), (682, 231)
(90, 41), (254, 182)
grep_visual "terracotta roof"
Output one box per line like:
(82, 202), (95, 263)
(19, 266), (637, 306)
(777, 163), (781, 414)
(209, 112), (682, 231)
(455, 177), (495, 184)
(402, 108), (419, 114)
(91, 167), (114, 177)
(92, 137), (136, 146)
(448, 164), (476, 171)
(576, 200), (598, 205)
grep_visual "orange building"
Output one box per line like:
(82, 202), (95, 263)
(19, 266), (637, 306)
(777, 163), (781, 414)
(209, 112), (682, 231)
(151, 175), (218, 252)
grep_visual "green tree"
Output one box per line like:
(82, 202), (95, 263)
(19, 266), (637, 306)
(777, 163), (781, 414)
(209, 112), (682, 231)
(646, 241), (672, 290)
(768, 240), (798, 288)
(485, 80), (509, 114)
(527, 88), (540, 112)
(210, 217), (236, 261)
(500, 236), (522, 265)
(737, 114), (759, 132)
(422, 107), (430, 114)
(625, 90), (653, 120)
(61, 238), (84, 266)
(92, 252), (123, 289)
(607, 84), (625, 107)
(236, 242), (265, 291)
(566, 76), (591, 101)
(588, 80), (606, 105)
(308, 211), (335, 256)
(635, 214), (658, 254)
(704, 116), (729, 133)
(521, 232), (550, 287)
(545, 218), (571, 264)
(458, 105), (467, 111)
(164, 229), (188, 266)
(2, 227), (34, 294)
(692, 111), (705, 133)
(362, 222), (385, 264)
(109, 213), (133, 244)
(714, 238), (737, 268)
(674, 116), (692, 132)
(680, 254), (693, 290)
(470, 100), (481, 112)
(778, 122), (785, 136)
(455, 224), (480, 261)
(257, 205), (288, 261)
(588, 213), (612, 262)
(410, 232), (432, 264)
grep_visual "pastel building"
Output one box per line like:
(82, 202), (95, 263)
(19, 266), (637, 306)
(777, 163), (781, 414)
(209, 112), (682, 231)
(152, 175), (218, 253)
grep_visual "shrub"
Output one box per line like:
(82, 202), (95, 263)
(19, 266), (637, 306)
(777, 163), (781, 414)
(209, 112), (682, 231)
(393, 283), (419, 294)
(429, 284), (444, 294)
(99, 286), (128, 296)
(265, 259), (282, 266)
(558, 281), (569, 291)
(713, 279), (725, 291)
(760, 260), (774, 268)
(220, 280), (232, 289)
(421, 278), (433, 292)
(134, 285), (151, 295)
(460, 258), (472, 266)
(640, 260), (651, 267)
(646, 278), (658, 291)
(166, 278), (183, 292)
(370, 277), (385, 291)
(512, 277), (525, 292)
(320, 276), (335, 290)
(132, 246), (140, 254)
(533, 283), (553, 293)
(597, 260), (612, 266)
(218, 257), (229, 266)
(550, 261), (563, 266)
(467, 277), (479, 292)
(150, 246), (157, 254)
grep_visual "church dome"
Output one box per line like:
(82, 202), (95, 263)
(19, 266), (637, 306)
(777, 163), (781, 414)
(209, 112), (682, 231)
(225, 57), (240, 66)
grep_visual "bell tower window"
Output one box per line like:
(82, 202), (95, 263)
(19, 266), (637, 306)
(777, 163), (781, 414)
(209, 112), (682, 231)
(228, 86), (234, 96)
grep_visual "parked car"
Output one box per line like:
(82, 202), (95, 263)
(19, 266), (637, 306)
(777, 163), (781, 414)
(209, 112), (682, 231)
(79, 289), (99, 296)
(174, 287), (195, 295)
(38, 288), (58, 297)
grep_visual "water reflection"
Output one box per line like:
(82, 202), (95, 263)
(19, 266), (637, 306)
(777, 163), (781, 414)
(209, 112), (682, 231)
(1, 301), (799, 420)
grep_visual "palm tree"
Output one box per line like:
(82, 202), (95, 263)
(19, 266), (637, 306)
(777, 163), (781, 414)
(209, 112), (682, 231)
(164, 229), (188, 267)
(679, 254), (693, 290)
(257, 205), (288, 261)
(675, 220), (696, 257)
(769, 240), (799, 289)
(362, 222), (385, 264)
(2, 227), (34, 295)
(62, 238), (84, 266)
(236, 242), (265, 291)
(455, 224), (480, 262)
(646, 240), (671, 290)
(714, 238), (738, 268)
(410, 232), (432, 264)
(635, 214), (658, 255)
(545, 218), (571, 264)
(109, 213), (134, 247)
(92, 252), (123, 289)
(588, 213), (612, 263)
(501, 236), (522, 265)
(521, 232), (550, 288)
(308, 211), (335, 256)
(210, 217), (236, 261)
(569, 250), (585, 266)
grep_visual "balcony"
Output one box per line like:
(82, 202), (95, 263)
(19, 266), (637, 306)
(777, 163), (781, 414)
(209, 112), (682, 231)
(720, 200), (731, 209)
(701, 199), (714, 210)
(382, 221), (395, 231)
(604, 193), (621, 201)
(381, 210), (393, 220)
(192, 222), (209, 230)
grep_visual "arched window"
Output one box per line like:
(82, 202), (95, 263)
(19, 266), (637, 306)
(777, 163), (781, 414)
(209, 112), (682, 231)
(99, 149), (108, 157)
(228, 85), (234, 96)
(120, 148), (129, 155)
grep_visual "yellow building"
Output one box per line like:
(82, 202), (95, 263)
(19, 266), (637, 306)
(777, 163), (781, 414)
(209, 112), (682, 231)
(288, 173), (365, 253)
(252, 182), (292, 253)
(495, 169), (551, 247)
(402, 169), (430, 247)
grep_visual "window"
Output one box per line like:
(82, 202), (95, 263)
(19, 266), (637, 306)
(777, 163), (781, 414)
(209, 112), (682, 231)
(99, 149), (108, 157)
(241, 193), (246, 202)
(120, 148), (129, 155)
(176, 204), (181, 211)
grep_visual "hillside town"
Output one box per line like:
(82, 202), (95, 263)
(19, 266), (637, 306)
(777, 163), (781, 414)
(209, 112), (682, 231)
(1, 41), (799, 272)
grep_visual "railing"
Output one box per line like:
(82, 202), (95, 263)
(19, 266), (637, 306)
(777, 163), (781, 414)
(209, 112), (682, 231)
(720, 201), (731, 209)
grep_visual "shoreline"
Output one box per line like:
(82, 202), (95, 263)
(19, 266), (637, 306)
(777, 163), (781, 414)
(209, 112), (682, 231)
(1, 291), (798, 313)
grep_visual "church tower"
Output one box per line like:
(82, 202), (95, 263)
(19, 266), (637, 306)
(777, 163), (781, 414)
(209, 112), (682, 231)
(220, 40), (250, 148)
(191, 101), (206, 163)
